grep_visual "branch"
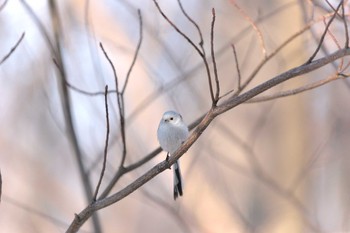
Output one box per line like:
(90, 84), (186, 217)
(125, 2), (300, 125)
(341, 2), (349, 48)
(48, 0), (102, 231)
(231, 44), (242, 91)
(66, 47), (350, 233)
(215, 48), (350, 115)
(121, 9), (143, 94)
(305, 1), (343, 63)
(247, 73), (345, 103)
(92, 86), (110, 201)
(210, 8), (220, 104)
(0, 32), (25, 66)
(97, 9), (143, 198)
(153, 0), (215, 103)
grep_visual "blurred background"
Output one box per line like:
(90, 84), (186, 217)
(0, 0), (350, 232)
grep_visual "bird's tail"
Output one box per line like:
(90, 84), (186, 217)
(173, 160), (183, 200)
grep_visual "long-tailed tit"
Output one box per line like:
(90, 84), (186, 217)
(157, 110), (189, 200)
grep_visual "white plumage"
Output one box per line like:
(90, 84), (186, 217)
(157, 111), (189, 200)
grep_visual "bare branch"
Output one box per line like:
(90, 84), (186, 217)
(238, 23), (312, 94)
(53, 58), (118, 96)
(177, 0), (203, 46)
(322, 16), (344, 70)
(231, 44), (242, 91)
(153, 0), (202, 56)
(92, 86), (110, 201)
(99, 42), (128, 170)
(210, 8), (220, 103)
(247, 73), (344, 103)
(67, 47), (350, 233)
(341, 2), (349, 48)
(306, 1), (343, 64)
(153, 0), (216, 103)
(65, 81), (117, 96)
(121, 9), (143, 94)
(126, 2), (298, 125)
(0, 32), (25, 66)
(99, 43), (120, 93)
(216, 48), (350, 115)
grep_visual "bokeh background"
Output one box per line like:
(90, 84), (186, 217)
(0, 0), (350, 232)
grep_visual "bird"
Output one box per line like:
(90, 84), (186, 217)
(157, 110), (189, 200)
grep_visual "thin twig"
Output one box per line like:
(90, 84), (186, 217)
(210, 8), (220, 103)
(153, 0), (215, 103)
(341, 2), (349, 48)
(99, 43), (128, 170)
(121, 9), (143, 94)
(99, 43), (120, 92)
(216, 48), (350, 115)
(231, 44), (242, 91)
(322, 16), (343, 70)
(231, 0), (267, 58)
(247, 73), (343, 103)
(306, 1), (343, 63)
(238, 23), (312, 94)
(0, 32), (25, 66)
(126, 1), (297, 126)
(20, 0), (56, 54)
(4, 195), (85, 231)
(0, 0), (8, 12)
(53, 58), (118, 96)
(96, 10), (143, 198)
(214, 121), (317, 230)
(66, 81), (117, 96)
(92, 86), (110, 201)
(153, 0), (202, 56)
(177, 0), (203, 46)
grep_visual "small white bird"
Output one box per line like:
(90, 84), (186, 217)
(157, 110), (189, 200)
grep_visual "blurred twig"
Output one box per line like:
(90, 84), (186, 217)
(0, 32), (25, 66)
(0, 169), (2, 203)
(231, 44), (242, 91)
(0, 0), (8, 12)
(230, 0), (267, 58)
(247, 73), (347, 103)
(48, 0), (102, 231)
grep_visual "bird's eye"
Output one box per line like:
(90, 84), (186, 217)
(170, 117), (174, 121)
